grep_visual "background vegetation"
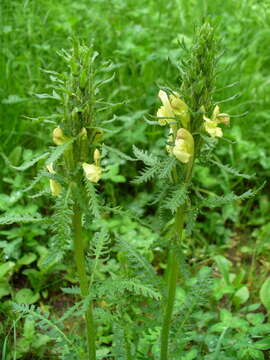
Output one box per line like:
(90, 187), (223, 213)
(1, 0), (270, 359)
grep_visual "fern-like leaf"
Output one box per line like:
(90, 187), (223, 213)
(210, 159), (255, 179)
(133, 164), (160, 184)
(85, 180), (102, 219)
(133, 145), (158, 166)
(162, 185), (188, 213)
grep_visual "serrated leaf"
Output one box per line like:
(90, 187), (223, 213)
(163, 185), (188, 213)
(0, 215), (44, 225)
(45, 140), (73, 165)
(210, 159), (255, 179)
(133, 145), (158, 166)
(133, 164), (159, 184)
(1, 152), (49, 171)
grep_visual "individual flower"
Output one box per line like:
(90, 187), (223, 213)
(82, 163), (102, 183)
(46, 163), (61, 197)
(172, 128), (194, 164)
(82, 148), (102, 183)
(157, 90), (190, 127)
(52, 127), (69, 145)
(203, 105), (230, 138)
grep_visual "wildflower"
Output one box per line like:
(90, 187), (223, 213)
(82, 163), (102, 183)
(157, 90), (190, 127)
(52, 127), (69, 145)
(203, 105), (230, 138)
(172, 128), (194, 164)
(46, 163), (61, 197)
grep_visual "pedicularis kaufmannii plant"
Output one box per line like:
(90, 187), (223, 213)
(133, 22), (236, 359)
(43, 42), (113, 360)
(157, 24), (230, 360)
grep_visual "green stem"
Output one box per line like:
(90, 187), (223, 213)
(160, 205), (185, 360)
(160, 159), (194, 360)
(73, 202), (96, 360)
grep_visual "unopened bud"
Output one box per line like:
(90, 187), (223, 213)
(79, 127), (87, 139)
(46, 163), (61, 196)
(94, 149), (101, 165)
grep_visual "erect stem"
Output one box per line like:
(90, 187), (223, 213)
(160, 205), (185, 360)
(160, 161), (194, 360)
(72, 202), (96, 360)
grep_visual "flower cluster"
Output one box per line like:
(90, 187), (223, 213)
(157, 90), (193, 164)
(47, 127), (102, 196)
(157, 90), (230, 164)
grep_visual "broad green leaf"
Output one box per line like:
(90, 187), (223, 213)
(17, 253), (37, 267)
(260, 277), (270, 312)
(233, 286), (250, 306)
(254, 337), (270, 350)
(0, 280), (11, 299)
(0, 261), (15, 278)
(247, 313), (264, 326)
(15, 289), (40, 304)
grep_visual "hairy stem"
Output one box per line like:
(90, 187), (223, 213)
(73, 202), (96, 360)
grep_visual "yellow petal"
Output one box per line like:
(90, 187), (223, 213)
(82, 163), (102, 183)
(217, 113), (230, 125)
(158, 90), (174, 118)
(172, 128), (194, 164)
(46, 163), (55, 174)
(172, 139), (191, 163)
(157, 106), (170, 126)
(204, 120), (223, 137)
(53, 127), (68, 146)
(49, 179), (61, 197)
(169, 93), (190, 127)
(212, 105), (220, 121)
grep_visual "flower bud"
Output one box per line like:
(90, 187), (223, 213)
(82, 163), (102, 183)
(80, 70), (88, 89)
(53, 127), (68, 146)
(94, 149), (101, 165)
(46, 163), (61, 197)
(79, 127), (87, 139)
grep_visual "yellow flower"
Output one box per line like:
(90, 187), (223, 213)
(203, 105), (230, 138)
(157, 90), (189, 127)
(46, 163), (61, 197)
(172, 128), (194, 164)
(82, 163), (102, 183)
(52, 127), (69, 145)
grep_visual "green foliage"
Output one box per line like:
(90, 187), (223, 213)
(1, 0), (270, 359)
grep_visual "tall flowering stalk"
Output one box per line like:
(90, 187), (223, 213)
(155, 23), (230, 360)
(42, 42), (113, 360)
